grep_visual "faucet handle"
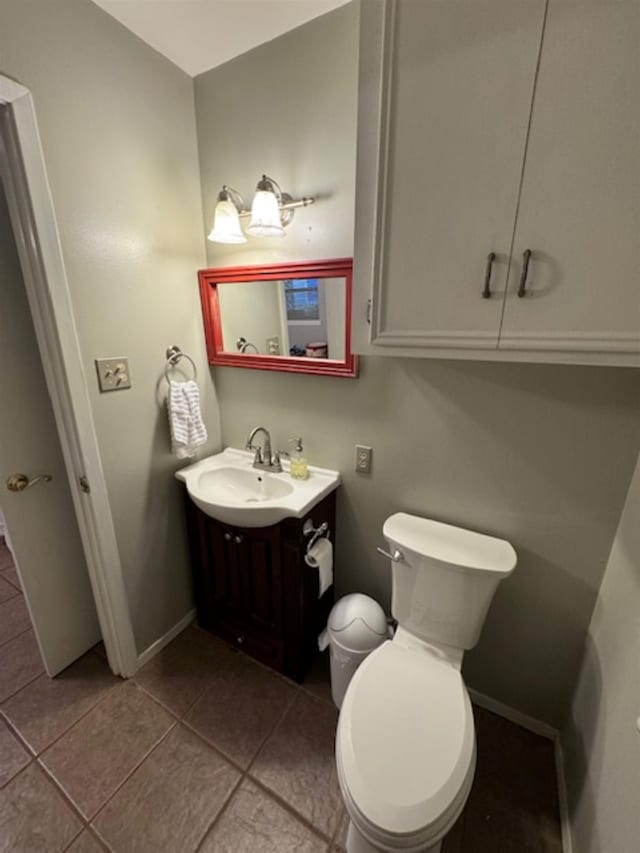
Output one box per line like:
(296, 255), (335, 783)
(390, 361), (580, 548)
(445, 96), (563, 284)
(252, 447), (263, 465)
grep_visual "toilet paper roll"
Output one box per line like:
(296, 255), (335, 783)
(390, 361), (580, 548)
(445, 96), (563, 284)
(305, 538), (333, 598)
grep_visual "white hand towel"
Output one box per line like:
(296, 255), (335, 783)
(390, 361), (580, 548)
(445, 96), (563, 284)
(305, 538), (333, 598)
(168, 380), (207, 459)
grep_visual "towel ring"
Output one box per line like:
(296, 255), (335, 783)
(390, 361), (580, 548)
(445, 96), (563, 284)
(164, 345), (197, 383)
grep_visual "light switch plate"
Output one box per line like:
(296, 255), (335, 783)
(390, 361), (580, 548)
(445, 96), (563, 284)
(355, 444), (373, 474)
(95, 357), (131, 392)
(266, 336), (281, 355)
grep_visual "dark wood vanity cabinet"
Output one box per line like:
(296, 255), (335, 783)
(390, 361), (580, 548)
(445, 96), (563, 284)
(184, 490), (336, 681)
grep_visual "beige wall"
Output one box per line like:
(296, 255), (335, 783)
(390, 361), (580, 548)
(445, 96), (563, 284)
(194, 4), (358, 267)
(195, 3), (640, 726)
(0, 0), (221, 654)
(562, 452), (640, 852)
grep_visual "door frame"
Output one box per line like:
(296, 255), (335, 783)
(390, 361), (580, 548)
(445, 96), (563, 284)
(0, 76), (138, 677)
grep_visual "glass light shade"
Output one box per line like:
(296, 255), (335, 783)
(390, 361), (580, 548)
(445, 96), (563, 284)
(208, 199), (246, 244)
(247, 189), (285, 238)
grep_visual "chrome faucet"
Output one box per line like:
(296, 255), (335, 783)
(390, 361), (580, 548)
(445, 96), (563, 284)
(245, 426), (283, 473)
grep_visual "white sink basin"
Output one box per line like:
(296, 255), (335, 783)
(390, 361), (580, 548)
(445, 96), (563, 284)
(176, 447), (341, 528)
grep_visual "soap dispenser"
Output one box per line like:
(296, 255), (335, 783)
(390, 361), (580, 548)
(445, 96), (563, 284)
(289, 437), (309, 480)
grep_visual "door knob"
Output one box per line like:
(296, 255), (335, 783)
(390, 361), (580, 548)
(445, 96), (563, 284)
(6, 473), (53, 492)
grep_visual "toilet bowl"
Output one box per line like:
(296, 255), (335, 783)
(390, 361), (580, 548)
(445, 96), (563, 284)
(336, 513), (516, 852)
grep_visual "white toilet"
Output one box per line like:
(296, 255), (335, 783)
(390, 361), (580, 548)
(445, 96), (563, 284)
(336, 512), (517, 853)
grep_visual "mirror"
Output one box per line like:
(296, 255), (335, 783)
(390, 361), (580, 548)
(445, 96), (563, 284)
(198, 259), (357, 377)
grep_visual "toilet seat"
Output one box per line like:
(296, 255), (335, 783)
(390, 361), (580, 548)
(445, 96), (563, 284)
(336, 640), (476, 850)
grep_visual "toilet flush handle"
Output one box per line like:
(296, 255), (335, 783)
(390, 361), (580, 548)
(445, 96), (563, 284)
(376, 546), (404, 562)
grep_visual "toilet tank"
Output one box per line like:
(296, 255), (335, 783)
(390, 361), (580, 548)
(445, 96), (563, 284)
(383, 513), (517, 650)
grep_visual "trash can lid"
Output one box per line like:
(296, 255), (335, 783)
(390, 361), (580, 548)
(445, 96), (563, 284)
(327, 594), (388, 652)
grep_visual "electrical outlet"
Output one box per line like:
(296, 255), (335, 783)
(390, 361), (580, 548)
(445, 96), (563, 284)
(355, 444), (373, 474)
(95, 357), (131, 392)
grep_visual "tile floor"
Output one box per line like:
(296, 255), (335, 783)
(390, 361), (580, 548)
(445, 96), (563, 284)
(0, 539), (562, 852)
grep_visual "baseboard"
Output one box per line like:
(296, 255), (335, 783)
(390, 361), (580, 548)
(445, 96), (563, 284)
(136, 609), (196, 669)
(468, 688), (558, 740)
(554, 736), (574, 853)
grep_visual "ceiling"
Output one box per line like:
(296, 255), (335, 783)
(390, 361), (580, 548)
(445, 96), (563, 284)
(92, 0), (350, 77)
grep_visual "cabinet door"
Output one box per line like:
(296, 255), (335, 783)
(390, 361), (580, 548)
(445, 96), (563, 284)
(236, 526), (283, 637)
(205, 519), (243, 620)
(353, 0), (547, 354)
(500, 0), (640, 357)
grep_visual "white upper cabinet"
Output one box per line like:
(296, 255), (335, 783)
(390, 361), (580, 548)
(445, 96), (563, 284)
(353, 0), (640, 366)
(354, 0), (546, 352)
(499, 0), (640, 358)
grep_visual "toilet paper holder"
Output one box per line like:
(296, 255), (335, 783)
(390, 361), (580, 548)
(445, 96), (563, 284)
(303, 518), (330, 553)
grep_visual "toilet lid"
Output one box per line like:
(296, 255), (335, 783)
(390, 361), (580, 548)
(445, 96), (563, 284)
(337, 641), (475, 839)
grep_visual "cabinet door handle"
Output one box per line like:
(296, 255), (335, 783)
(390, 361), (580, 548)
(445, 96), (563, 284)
(224, 532), (232, 542)
(237, 634), (245, 645)
(234, 535), (243, 545)
(482, 252), (496, 299)
(518, 249), (532, 297)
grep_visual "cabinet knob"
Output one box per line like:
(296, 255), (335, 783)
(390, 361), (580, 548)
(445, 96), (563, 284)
(234, 535), (243, 545)
(224, 532), (232, 541)
(237, 634), (245, 645)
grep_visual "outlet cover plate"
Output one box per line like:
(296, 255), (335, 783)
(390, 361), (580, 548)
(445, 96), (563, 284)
(95, 357), (131, 392)
(355, 444), (372, 474)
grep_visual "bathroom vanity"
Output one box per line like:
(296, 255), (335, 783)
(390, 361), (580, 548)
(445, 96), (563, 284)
(178, 449), (339, 681)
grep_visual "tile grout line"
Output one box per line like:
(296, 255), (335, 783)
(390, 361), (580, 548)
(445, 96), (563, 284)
(0, 585), (21, 602)
(177, 715), (252, 777)
(0, 573), (22, 593)
(0, 750), (35, 790)
(2, 671), (123, 760)
(85, 712), (181, 826)
(24, 625), (334, 851)
(35, 685), (180, 845)
(241, 688), (337, 846)
(244, 681), (301, 776)
(135, 655), (333, 848)
(244, 771), (336, 846)
(0, 668), (46, 708)
(192, 771), (246, 853)
(0, 622), (35, 651)
(64, 824), (110, 853)
(34, 760), (93, 840)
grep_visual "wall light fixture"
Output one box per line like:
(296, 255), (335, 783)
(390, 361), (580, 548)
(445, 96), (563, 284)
(207, 174), (315, 244)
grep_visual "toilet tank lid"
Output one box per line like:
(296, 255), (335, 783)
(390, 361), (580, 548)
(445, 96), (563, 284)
(383, 513), (516, 576)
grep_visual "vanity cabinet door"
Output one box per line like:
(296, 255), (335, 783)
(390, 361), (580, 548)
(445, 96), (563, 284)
(188, 514), (244, 634)
(499, 0), (640, 358)
(353, 0), (547, 354)
(235, 526), (283, 639)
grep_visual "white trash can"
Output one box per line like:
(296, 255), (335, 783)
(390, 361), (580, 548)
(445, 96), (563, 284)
(320, 593), (388, 709)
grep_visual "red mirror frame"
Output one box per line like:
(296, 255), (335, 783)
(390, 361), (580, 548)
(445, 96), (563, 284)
(198, 258), (358, 377)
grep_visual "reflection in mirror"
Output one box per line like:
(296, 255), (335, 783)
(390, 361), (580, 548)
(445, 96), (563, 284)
(198, 258), (357, 378)
(217, 277), (346, 361)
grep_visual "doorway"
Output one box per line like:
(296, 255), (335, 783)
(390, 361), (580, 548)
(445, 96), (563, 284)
(0, 177), (100, 684)
(0, 76), (138, 679)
